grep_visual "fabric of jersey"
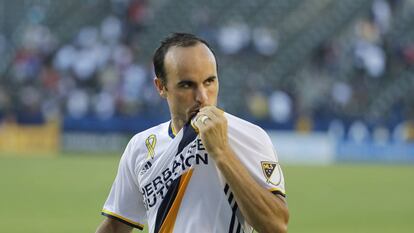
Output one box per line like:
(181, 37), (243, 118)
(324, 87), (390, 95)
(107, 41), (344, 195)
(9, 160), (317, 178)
(102, 113), (286, 233)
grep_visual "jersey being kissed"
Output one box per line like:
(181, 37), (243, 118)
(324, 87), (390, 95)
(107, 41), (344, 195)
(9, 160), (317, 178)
(102, 113), (286, 233)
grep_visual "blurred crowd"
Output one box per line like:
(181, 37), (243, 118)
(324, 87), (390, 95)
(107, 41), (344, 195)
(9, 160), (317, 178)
(0, 0), (160, 124)
(0, 0), (413, 142)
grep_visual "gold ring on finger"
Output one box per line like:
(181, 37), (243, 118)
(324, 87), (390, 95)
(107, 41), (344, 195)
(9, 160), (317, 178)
(200, 115), (209, 124)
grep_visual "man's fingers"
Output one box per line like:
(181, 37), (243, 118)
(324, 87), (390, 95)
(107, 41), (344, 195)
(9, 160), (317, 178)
(199, 106), (224, 119)
(192, 112), (213, 132)
(199, 109), (217, 122)
(212, 107), (225, 116)
(192, 106), (225, 133)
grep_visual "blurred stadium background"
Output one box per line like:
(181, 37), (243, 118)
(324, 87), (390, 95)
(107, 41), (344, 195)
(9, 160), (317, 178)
(0, 0), (413, 232)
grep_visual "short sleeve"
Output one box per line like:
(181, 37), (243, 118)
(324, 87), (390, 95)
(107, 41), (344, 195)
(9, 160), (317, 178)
(254, 130), (286, 196)
(228, 123), (286, 197)
(102, 137), (147, 230)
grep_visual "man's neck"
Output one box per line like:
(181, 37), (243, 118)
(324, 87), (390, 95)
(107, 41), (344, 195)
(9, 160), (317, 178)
(171, 117), (186, 135)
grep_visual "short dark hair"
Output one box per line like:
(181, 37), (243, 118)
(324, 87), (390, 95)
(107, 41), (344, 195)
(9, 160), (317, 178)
(153, 33), (217, 85)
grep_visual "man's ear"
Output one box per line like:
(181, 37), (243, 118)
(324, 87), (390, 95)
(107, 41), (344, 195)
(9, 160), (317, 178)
(154, 77), (167, 98)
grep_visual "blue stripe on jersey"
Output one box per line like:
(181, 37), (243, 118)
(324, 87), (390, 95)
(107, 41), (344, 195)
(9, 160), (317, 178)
(228, 202), (238, 233)
(176, 123), (197, 156)
(154, 122), (198, 232)
(154, 176), (181, 233)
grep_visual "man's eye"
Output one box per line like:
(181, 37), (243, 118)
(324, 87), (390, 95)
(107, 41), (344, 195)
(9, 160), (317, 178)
(180, 83), (191, 88)
(205, 79), (214, 85)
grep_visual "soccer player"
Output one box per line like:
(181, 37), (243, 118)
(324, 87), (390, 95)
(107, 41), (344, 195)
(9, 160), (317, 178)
(96, 33), (289, 233)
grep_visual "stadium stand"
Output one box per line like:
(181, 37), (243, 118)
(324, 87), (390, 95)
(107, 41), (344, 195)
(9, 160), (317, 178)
(0, 0), (413, 143)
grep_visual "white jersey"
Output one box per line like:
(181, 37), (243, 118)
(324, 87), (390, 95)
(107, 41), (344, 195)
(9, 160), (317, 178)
(102, 113), (286, 233)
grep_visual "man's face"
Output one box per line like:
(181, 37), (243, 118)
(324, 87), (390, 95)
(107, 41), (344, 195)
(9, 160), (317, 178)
(157, 43), (219, 124)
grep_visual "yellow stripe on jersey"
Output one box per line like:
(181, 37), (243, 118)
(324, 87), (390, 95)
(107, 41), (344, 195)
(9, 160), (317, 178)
(159, 169), (194, 233)
(171, 123), (177, 136)
(101, 209), (145, 229)
(269, 187), (286, 195)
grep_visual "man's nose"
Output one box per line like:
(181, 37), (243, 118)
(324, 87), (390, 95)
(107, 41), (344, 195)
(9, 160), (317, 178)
(195, 86), (208, 104)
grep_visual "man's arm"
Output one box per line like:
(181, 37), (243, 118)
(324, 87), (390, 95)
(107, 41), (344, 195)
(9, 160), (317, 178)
(97, 135), (147, 233)
(214, 147), (289, 233)
(96, 218), (133, 233)
(194, 106), (289, 233)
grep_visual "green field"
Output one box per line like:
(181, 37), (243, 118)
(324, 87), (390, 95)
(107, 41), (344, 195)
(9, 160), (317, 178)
(0, 155), (413, 233)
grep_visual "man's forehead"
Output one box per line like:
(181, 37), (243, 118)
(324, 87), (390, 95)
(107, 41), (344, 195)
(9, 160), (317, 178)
(164, 43), (216, 66)
(164, 43), (217, 79)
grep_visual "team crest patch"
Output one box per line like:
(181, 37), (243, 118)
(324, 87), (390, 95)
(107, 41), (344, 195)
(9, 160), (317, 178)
(145, 134), (157, 159)
(261, 161), (281, 186)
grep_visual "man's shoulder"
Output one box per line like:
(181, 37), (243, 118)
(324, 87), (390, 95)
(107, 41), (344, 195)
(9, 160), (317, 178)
(123, 121), (170, 161)
(225, 112), (267, 136)
(225, 113), (277, 158)
(130, 121), (171, 143)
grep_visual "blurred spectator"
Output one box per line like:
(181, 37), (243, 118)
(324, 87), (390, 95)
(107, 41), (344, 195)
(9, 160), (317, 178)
(93, 91), (116, 119)
(354, 40), (386, 78)
(402, 44), (414, 65)
(21, 24), (56, 54)
(348, 121), (370, 143)
(372, 125), (390, 145)
(394, 120), (414, 142)
(217, 21), (250, 55)
(372, 0), (392, 35)
(54, 45), (77, 71)
(112, 44), (133, 69)
(67, 89), (89, 118)
(127, 0), (149, 28)
(101, 16), (123, 44)
(268, 90), (292, 123)
(407, 121), (414, 142)
(295, 115), (313, 134)
(40, 64), (60, 93)
(328, 119), (345, 139)
(252, 27), (278, 56)
(119, 64), (148, 115)
(247, 91), (268, 120)
(331, 82), (352, 107)
(72, 48), (98, 81)
(99, 65), (119, 91)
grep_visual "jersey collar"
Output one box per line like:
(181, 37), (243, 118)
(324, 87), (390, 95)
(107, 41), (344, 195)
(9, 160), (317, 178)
(168, 121), (176, 139)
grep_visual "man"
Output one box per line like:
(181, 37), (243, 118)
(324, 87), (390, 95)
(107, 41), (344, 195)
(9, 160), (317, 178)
(96, 33), (289, 233)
